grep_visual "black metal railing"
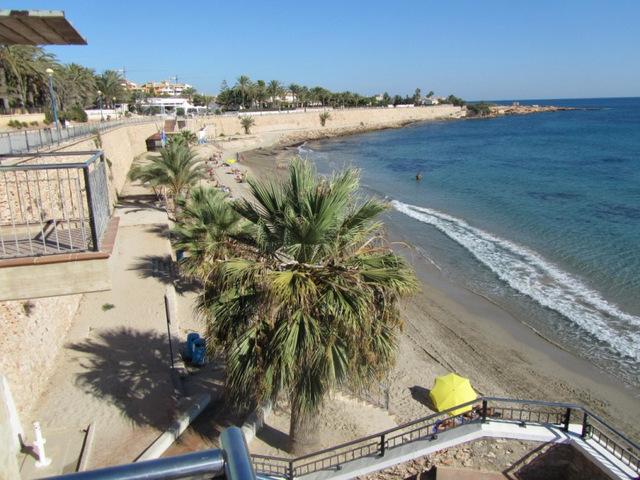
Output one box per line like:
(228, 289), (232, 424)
(0, 151), (111, 258)
(251, 397), (640, 479)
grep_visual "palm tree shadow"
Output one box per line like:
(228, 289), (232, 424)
(129, 254), (200, 294)
(256, 423), (290, 451)
(410, 385), (436, 410)
(67, 327), (176, 428)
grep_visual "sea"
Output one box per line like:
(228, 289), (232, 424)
(299, 97), (640, 390)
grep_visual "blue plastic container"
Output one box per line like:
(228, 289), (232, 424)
(185, 332), (200, 360)
(192, 338), (206, 366)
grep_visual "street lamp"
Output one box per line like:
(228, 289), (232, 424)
(45, 68), (61, 138)
(113, 97), (117, 119)
(97, 90), (104, 122)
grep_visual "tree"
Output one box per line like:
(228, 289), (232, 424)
(172, 186), (244, 278)
(127, 142), (208, 213)
(96, 69), (126, 105)
(288, 83), (301, 108)
(55, 63), (97, 111)
(0, 45), (53, 113)
(197, 158), (419, 454)
(181, 86), (197, 103)
(235, 75), (252, 109)
(240, 115), (255, 134)
(251, 80), (267, 109)
(266, 79), (284, 109)
(319, 111), (331, 126)
(413, 88), (422, 104)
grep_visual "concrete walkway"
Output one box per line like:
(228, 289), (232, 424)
(18, 179), (219, 477)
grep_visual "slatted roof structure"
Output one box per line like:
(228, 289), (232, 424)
(0, 10), (86, 45)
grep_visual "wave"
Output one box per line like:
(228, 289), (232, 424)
(297, 142), (313, 154)
(393, 200), (640, 362)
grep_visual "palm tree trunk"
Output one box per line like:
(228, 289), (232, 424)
(288, 400), (320, 455)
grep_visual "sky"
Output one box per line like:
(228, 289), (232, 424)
(5, 0), (640, 101)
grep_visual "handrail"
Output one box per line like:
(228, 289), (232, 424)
(251, 397), (640, 479)
(45, 427), (255, 480)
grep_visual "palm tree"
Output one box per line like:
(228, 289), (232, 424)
(319, 111), (331, 126)
(55, 63), (97, 110)
(252, 80), (267, 109)
(235, 75), (251, 109)
(240, 116), (255, 134)
(127, 142), (208, 213)
(288, 83), (301, 109)
(181, 86), (197, 103)
(96, 69), (126, 104)
(197, 158), (418, 454)
(266, 79), (284, 109)
(0, 45), (53, 113)
(172, 186), (244, 278)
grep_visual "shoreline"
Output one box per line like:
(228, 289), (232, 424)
(233, 125), (640, 445)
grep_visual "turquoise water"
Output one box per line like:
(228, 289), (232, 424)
(302, 98), (640, 388)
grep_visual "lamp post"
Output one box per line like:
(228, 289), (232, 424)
(97, 90), (104, 122)
(45, 68), (61, 138)
(113, 97), (117, 119)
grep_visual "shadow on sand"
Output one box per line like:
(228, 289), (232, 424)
(410, 385), (437, 411)
(67, 327), (176, 429)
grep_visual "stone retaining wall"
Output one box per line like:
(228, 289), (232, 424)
(187, 105), (463, 140)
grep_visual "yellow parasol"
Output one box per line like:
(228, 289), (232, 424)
(226, 158), (236, 164)
(429, 372), (476, 416)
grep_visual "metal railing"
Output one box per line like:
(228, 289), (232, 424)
(0, 151), (111, 258)
(251, 397), (640, 479)
(0, 117), (156, 155)
(46, 427), (256, 480)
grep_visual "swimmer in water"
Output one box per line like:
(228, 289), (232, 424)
(416, 172), (422, 180)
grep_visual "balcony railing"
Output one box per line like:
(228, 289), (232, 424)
(0, 151), (111, 259)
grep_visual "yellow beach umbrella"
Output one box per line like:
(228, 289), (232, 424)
(226, 158), (236, 164)
(429, 372), (476, 416)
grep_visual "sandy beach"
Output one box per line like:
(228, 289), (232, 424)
(15, 119), (639, 477)
(170, 128), (640, 455)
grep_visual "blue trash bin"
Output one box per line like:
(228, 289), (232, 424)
(185, 333), (200, 360)
(192, 338), (206, 366)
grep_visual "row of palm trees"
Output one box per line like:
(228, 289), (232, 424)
(128, 141), (418, 454)
(0, 45), (129, 115)
(217, 75), (431, 111)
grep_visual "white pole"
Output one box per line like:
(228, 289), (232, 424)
(33, 421), (52, 467)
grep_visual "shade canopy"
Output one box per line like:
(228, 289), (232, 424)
(429, 372), (476, 416)
(0, 10), (86, 45)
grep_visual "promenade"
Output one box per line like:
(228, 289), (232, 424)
(18, 174), (214, 476)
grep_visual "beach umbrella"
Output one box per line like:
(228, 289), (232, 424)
(226, 158), (236, 164)
(429, 372), (476, 416)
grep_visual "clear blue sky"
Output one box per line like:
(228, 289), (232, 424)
(6, 0), (640, 100)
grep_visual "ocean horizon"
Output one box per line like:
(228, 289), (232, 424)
(301, 97), (640, 390)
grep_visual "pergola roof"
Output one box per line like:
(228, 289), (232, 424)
(0, 10), (86, 45)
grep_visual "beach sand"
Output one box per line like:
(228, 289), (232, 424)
(168, 130), (640, 458)
(225, 136), (640, 455)
(23, 124), (639, 476)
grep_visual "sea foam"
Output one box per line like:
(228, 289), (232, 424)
(393, 200), (640, 362)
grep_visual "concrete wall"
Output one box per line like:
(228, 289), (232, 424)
(186, 105), (462, 141)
